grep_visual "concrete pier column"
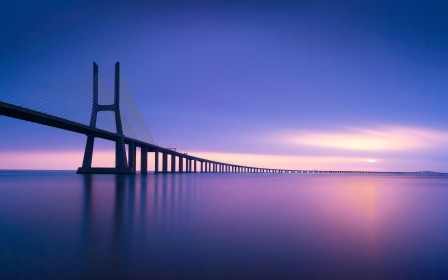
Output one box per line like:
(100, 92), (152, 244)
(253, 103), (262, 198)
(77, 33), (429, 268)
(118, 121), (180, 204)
(141, 146), (148, 174)
(154, 150), (159, 174)
(171, 154), (176, 173)
(162, 152), (168, 173)
(81, 136), (95, 170)
(194, 160), (197, 173)
(179, 157), (183, 173)
(128, 142), (136, 171)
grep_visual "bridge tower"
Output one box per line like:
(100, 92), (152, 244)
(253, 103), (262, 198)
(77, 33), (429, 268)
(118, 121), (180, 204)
(77, 62), (134, 174)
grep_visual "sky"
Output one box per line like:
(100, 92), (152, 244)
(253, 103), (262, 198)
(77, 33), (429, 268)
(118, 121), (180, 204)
(1, 0), (448, 171)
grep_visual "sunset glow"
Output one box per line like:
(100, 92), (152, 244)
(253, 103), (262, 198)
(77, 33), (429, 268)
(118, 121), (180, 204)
(282, 125), (448, 152)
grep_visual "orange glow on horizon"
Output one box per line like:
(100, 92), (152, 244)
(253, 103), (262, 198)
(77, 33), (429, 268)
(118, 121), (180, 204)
(0, 148), (445, 172)
(281, 125), (448, 152)
(0, 150), (114, 170)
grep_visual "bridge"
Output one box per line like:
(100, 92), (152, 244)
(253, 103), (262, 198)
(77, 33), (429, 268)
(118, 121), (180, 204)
(0, 62), (433, 175)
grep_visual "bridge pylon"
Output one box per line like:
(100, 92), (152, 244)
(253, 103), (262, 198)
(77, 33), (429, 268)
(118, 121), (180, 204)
(77, 62), (134, 174)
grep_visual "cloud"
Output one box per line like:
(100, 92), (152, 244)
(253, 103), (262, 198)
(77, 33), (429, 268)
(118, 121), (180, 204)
(280, 125), (448, 152)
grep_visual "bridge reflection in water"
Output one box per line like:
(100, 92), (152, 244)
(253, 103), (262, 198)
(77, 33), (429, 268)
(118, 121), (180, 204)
(2, 172), (448, 279)
(80, 174), (201, 279)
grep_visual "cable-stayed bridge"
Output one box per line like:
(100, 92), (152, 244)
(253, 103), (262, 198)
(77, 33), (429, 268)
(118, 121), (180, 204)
(0, 62), (435, 175)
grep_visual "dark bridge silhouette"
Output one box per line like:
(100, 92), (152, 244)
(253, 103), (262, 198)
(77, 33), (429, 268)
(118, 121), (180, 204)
(0, 62), (434, 175)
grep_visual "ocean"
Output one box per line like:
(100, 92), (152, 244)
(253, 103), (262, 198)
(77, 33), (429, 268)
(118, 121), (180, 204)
(1, 171), (448, 279)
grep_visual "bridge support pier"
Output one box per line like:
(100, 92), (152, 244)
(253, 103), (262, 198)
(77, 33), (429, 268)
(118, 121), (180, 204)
(128, 142), (136, 171)
(141, 146), (147, 174)
(162, 152), (168, 173)
(154, 150), (159, 174)
(171, 154), (176, 173)
(179, 157), (184, 173)
(77, 62), (133, 174)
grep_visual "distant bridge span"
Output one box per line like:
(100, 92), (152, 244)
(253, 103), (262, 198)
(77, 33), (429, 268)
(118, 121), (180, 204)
(0, 62), (437, 175)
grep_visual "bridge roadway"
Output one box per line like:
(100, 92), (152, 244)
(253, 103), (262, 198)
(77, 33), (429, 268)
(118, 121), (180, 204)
(0, 100), (438, 175)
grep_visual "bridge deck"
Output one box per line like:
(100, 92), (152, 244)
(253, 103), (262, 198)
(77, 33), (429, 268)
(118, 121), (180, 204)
(0, 101), (441, 175)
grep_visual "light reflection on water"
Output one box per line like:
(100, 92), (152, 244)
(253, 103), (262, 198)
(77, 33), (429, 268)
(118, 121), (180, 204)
(1, 171), (448, 279)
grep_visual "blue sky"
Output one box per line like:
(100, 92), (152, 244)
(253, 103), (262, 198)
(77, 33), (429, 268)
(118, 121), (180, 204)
(1, 0), (448, 171)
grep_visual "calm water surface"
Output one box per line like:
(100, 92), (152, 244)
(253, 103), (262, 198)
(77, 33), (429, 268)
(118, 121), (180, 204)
(1, 171), (448, 279)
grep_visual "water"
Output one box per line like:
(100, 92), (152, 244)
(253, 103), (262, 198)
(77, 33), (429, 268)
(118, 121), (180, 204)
(1, 171), (448, 279)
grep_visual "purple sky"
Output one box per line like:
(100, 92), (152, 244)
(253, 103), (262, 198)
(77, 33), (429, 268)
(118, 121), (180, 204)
(1, 0), (448, 171)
